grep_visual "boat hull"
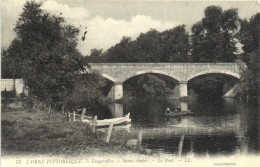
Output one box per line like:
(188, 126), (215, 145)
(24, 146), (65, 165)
(82, 117), (131, 127)
(166, 110), (192, 117)
(82, 113), (131, 127)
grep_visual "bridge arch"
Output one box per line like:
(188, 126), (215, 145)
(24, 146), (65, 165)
(122, 70), (181, 83)
(88, 63), (242, 105)
(187, 70), (240, 82)
(99, 73), (118, 83)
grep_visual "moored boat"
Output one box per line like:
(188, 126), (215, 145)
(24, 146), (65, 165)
(166, 110), (192, 117)
(82, 113), (131, 127)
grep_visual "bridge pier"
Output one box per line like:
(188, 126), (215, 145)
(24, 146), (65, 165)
(179, 81), (188, 98)
(224, 83), (242, 98)
(107, 82), (123, 100)
(178, 81), (188, 111)
(180, 102), (188, 111)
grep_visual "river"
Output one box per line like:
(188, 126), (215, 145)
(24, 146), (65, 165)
(94, 97), (260, 156)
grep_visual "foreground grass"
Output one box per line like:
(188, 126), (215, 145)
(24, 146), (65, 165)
(1, 109), (133, 156)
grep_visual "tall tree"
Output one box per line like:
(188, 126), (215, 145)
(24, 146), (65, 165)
(7, 1), (87, 111)
(238, 13), (260, 97)
(132, 29), (162, 62)
(104, 26), (189, 63)
(188, 6), (240, 99)
(83, 49), (105, 63)
(106, 36), (132, 62)
(2, 38), (26, 79)
(191, 6), (239, 62)
(160, 25), (190, 62)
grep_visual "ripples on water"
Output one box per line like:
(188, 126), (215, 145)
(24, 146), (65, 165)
(98, 97), (260, 156)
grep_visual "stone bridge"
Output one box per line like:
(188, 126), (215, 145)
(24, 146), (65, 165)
(88, 63), (242, 101)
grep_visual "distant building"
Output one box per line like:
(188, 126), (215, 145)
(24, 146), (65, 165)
(1, 79), (28, 96)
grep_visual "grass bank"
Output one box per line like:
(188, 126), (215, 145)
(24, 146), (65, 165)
(1, 109), (134, 156)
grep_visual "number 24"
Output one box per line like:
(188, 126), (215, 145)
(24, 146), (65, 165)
(16, 160), (21, 164)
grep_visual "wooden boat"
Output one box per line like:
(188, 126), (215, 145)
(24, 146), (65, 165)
(166, 110), (192, 117)
(82, 113), (131, 127)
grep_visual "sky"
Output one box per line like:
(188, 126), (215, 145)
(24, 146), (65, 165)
(1, 0), (260, 56)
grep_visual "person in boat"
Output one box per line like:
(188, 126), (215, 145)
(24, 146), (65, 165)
(166, 107), (171, 114)
(177, 106), (182, 112)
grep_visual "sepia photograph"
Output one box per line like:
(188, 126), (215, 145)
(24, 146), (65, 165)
(1, 0), (260, 167)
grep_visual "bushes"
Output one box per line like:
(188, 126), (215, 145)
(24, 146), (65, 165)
(1, 90), (16, 98)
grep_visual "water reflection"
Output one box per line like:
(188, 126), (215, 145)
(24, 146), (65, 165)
(107, 97), (260, 156)
(109, 103), (123, 117)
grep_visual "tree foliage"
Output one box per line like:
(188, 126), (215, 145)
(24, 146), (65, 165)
(238, 13), (260, 97)
(188, 74), (238, 100)
(65, 72), (107, 110)
(190, 6), (239, 62)
(4, 1), (105, 110)
(83, 48), (107, 63)
(1, 47), (22, 78)
(114, 26), (189, 62)
(106, 36), (133, 62)
(86, 26), (189, 63)
(124, 74), (176, 97)
(160, 26), (190, 62)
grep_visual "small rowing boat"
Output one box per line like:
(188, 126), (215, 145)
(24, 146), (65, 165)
(82, 113), (131, 127)
(166, 110), (192, 117)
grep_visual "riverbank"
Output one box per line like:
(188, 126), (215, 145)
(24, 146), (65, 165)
(1, 109), (134, 156)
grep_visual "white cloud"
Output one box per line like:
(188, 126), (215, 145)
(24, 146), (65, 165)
(2, 0), (179, 55)
(41, 1), (179, 55)
(78, 15), (179, 55)
(1, 0), (29, 49)
(41, 0), (89, 21)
